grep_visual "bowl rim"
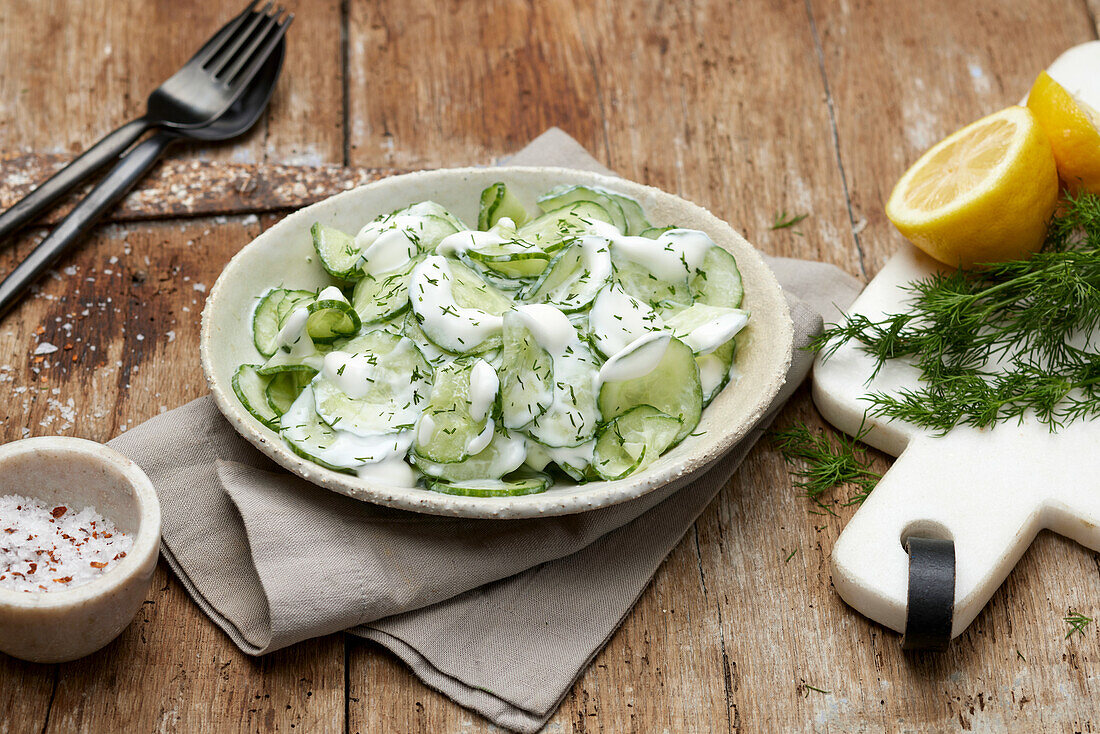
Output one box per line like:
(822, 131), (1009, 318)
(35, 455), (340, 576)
(200, 165), (794, 518)
(0, 436), (162, 609)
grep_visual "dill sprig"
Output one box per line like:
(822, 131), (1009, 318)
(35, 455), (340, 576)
(771, 422), (881, 506)
(771, 210), (809, 232)
(812, 192), (1100, 433)
(1065, 612), (1093, 639)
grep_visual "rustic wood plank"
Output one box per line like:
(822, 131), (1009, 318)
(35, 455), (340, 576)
(0, 154), (408, 226)
(0, 215), (345, 733)
(347, 0), (862, 276)
(0, 0), (343, 166)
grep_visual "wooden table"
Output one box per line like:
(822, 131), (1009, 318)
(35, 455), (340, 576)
(1, 0), (1098, 730)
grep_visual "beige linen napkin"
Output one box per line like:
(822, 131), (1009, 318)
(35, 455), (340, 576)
(108, 129), (862, 733)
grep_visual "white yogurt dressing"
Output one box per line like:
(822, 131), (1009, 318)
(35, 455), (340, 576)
(282, 387), (415, 470)
(317, 285), (347, 303)
(676, 309), (749, 354)
(410, 256), (504, 352)
(437, 229), (508, 258)
(468, 359), (499, 422)
(609, 228), (711, 282)
(354, 204), (443, 275)
(597, 333), (672, 386)
(588, 284), (665, 356)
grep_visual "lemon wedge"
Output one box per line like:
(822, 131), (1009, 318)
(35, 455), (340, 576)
(1027, 71), (1100, 195)
(886, 106), (1059, 267)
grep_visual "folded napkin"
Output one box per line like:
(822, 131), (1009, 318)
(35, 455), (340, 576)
(108, 129), (863, 733)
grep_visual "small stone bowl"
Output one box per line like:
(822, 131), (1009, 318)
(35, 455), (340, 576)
(0, 437), (161, 663)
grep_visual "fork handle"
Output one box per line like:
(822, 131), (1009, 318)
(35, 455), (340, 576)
(0, 116), (153, 243)
(0, 131), (173, 320)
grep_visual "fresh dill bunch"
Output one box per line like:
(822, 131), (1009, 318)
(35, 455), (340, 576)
(771, 422), (881, 507)
(812, 192), (1100, 433)
(1064, 612), (1093, 639)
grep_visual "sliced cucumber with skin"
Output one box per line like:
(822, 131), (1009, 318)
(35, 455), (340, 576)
(312, 223), (362, 280)
(410, 257), (511, 355)
(515, 201), (616, 253)
(662, 303), (749, 354)
(592, 405), (682, 481)
(313, 332), (432, 436)
(306, 298), (362, 344)
(537, 184), (629, 233)
(597, 335), (703, 445)
(690, 245), (743, 309)
(276, 289), (316, 323)
(351, 258), (418, 325)
(524, 340), (601, 448)
(412, 429), (527, 482)
(500, 311), (555, 429)
(252, 289), (288, 358)
(478, 182), (530, 230)
(522, 238), (612, 312)
(465, 241), (550, 279)
(413, 360), (490, 463)
(424, 470), (551, 497)
(266, 368), (316, 417)
(612, 258), (694, 311)
(605, 193), (650, 236)
(640, 225), (675, 239)
(233, 364), (279, 428)
(698, 339), (736, 406)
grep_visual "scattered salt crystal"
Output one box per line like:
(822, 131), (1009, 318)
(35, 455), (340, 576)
(0, 494), (132, 593)
(108, 256), (118, 265)
(166, 330), (176, 343)
(33, 342), (58, 356)
(193, 283), (206, 293)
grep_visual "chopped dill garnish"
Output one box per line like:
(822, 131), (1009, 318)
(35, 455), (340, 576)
(771, 210), (809, 233)
(812, 192), (1100, 433)
(771, 421), (880, 507)
(1065, 612), (1093, 639)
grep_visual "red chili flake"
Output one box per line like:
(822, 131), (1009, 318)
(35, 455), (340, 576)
(38, 585), (47, 590)
(12, 572), (25, 579)
(89, 561), (108, 569)
(3, 528), (14, 534)
(51, 506), (67, 518)
(27, 563), (37, 574)
(112, 552), (127, 560)
(34, 326), (45, 335)
(53, 576), (72, 583)
(103, 533), (112, 538)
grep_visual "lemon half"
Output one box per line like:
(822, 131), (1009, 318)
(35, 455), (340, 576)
(1027, 71), (1100, 195)
(886, 106), (1059, 267)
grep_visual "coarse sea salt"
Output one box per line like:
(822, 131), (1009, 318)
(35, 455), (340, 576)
(0, 494), (132, 593)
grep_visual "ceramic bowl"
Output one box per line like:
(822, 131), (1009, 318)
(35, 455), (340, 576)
(201, 166), (793, 518)
(0, 437), (161, 663)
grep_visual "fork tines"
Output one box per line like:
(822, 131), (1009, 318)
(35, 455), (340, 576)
(204, 2), (294, 87)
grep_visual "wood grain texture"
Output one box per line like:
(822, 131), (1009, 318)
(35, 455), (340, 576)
(3, 0), (1100, 732)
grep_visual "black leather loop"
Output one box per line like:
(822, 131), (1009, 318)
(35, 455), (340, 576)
(901, 536), (955, 652)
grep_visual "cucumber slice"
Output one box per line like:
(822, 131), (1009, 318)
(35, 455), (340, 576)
(281, 387), (412, 472)
(604, 193), (651, 236)
(592, 405), (682, 480)
(410, 257), (510, 355)
(465, 241), (550, 279)
(612, 258), (694, 311)
(588, 284), (666, 359)
(691, 246), (743, 309)
(413, 360), (492, 463)
(500, 311), (555, 429)
(351, 258), (418, 325)
(522, 238), (612, 312)
(401, 310), (451, 366)
(515, 201), (616, 253)
(425, 471), (551, 497)
(306, 298), (362, 344)
(639, 225), (675, 239)
(232, 364), (278, 428)
(698, 339), (736, 405)
(537, 184), (628, 232)
(662, 303), (749, 354)
(478, 182), (530, 230)
(411, 429), (527, 482)
(525, 340), (601, 448)
(266, 368), (316, 416)
(276, 289), (316, 323)
(252, 289), (288, 358)
(597, 335), (703, 445)
(312, 223), (361, 280)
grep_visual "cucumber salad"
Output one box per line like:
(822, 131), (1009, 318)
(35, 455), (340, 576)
(233, 183), (749, 497)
